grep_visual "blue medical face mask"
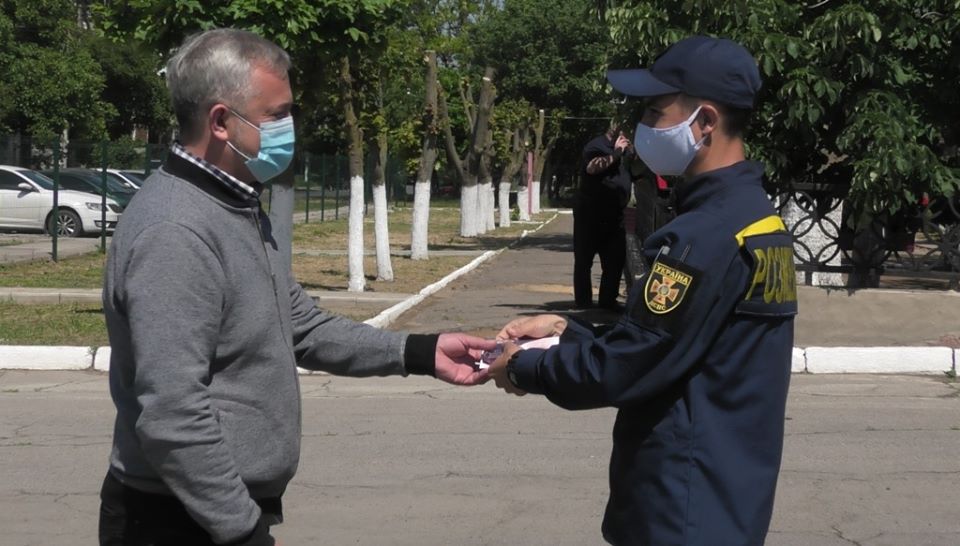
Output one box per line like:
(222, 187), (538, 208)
(633, 106), (704, 177)
(227, 108), (295, 183)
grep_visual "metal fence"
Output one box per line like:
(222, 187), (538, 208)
(775, 183), (960, 289)
(626, 177), (960, 290)
(0, 136), (412, 261)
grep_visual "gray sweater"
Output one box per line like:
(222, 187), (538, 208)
(103, 157), (427, 544)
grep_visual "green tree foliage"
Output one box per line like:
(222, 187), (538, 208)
(471, 0), (608, 116)
(598, 0), (960, 217)
(0, 0), (171, 148)
(86, 36), (171, 140)
(95, 0), (407, 153)
(469, 0), (612, 178)
(0, 0), (108, 141)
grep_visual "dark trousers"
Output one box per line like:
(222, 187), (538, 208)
(573, 210), (626, 308)
(99, 472), (280, 546)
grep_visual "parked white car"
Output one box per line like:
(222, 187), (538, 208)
(106, 168), (147, 190)
(0, 165), (122, 237)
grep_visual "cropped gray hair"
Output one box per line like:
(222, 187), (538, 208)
(166, 28), (291, 142)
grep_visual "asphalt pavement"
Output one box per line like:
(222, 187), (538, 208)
(1, 371), (957, 546)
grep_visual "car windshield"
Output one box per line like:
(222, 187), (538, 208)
(16, 169), (55, 190)
(120, 171), (146, 184)
(62, 171), (134, 194)
(105, 172), (137, 189)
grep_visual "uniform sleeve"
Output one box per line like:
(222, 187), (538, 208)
(287, 275), (413, 376)
(508, 232), (751, 410)
(121, 223), (265, 544)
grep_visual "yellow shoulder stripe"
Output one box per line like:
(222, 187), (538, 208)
(735, 215), (787, 247)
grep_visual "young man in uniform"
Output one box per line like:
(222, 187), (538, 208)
(489, 36), (797, 545)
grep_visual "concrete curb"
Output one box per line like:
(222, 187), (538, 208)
(0, 346), (92, 370)
(802, 346), (956, 374)
(2, 345), (955, 375)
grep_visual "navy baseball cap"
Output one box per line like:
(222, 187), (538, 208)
(607, 36), (761, 109)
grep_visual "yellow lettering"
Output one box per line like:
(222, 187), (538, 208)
(747, 246), (798, 304)
(783, 248), (797, 302)
(745, 248), (767, 300)
(763, 248), (780, 303)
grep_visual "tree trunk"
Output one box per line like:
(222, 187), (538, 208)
(438, 67), (496, 237)
(531, 109), (546, 214)
(499, 130), (524, 227)
(411, 51), (439, 260)
(498, 180), (512, 227)
(518, 152), (531, 221)
(372, 130), (393, 281)
(340, 55), (365, 292)
(481, 131), (496, 231)
(466, 68), (496, 236)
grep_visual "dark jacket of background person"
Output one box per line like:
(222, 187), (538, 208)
(572, 132), (632, 308)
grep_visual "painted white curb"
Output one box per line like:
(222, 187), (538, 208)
(363, 249), (500, 329)
(0, 345), (956, 374)
(804, 346), (955, 374)
(0, 346), (92, 370)
(93, 346), (111, 372)
(792, 347), (806, 373)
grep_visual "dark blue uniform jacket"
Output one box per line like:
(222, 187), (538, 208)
(509, 161), (797, 545)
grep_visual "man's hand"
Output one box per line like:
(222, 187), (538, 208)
(586, 155), (615, 175)
(615, 133), (632, 155)
(434, 333), (497, 386)
(496, 314), (567, 341)
(487, 342), (526, 396)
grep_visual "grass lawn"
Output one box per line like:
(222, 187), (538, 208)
(0, 302), (109, 346)
(0, 252), (107, 288)
(0, 207), (554, 344)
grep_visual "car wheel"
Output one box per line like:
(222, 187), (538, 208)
(46, 209), (83, 238)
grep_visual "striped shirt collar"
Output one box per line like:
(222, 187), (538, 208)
(170, 142), (260, 202)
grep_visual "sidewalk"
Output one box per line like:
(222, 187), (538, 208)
(2, 212), (959, 373)
(0, 234), (105, 264)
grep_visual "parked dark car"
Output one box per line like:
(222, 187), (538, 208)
(41, 168), (136, 209)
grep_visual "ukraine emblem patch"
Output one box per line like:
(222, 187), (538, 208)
(644, 261), (693, 314)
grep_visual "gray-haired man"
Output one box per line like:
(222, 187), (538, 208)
(98, 28), (495, 546)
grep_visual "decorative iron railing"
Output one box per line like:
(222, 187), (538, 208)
(774, 182), (960, 289)
(628, 178), (960, 289)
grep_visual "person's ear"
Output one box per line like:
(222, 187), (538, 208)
(698, 104), (719, 139)
(209, 104), (230, 143)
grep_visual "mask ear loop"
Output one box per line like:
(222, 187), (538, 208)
(225, 107), (259, 161)
(687, 106), (709, 148)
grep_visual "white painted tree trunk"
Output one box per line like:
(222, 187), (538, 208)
(460, 184), (479, 237)
(517, 186), (531, 221)
(411, 180), (431, 260)
(373, 183), (393, 281)
(531, 180), (541, 213)
(485, 183), (496, 231)
(347, 175), (365, 292)
(498, 182), (511, 227)
(476, 180), (490, 234)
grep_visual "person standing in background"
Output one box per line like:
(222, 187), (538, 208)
(573, 125), (632, 310)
